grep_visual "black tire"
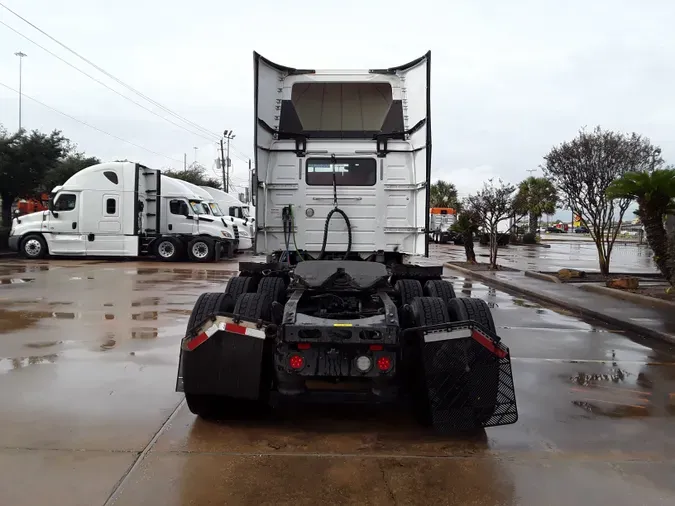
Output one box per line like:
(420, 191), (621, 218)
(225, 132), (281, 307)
(183, 292), (233, 420)
(395, 279), (423, 307)
(20, 234), (47, 259)
(424, 280), (456, 305)
(234, 293), (271, 321)
(224, 276), (257, 312)
(187, 237), (215, 262)
(448, 297), (496, 332)
(445, 297), (499, 425)
(154, 237), (183, 261)
(257, 277), (286, 304)
(408, 297), (451, 425)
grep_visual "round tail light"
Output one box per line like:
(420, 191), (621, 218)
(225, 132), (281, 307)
(289, 354), (305, 370)
(376, 356), (392, 372)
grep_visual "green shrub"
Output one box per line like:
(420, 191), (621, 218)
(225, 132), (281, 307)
(522, 232), (537, 244)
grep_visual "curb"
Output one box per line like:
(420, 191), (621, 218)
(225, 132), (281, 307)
(580, 283), (675, 311)
(444, 263), (675, 345)
(524, 270), (560, 283)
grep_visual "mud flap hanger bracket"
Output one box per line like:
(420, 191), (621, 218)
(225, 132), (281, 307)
(403, 320), (507, 358)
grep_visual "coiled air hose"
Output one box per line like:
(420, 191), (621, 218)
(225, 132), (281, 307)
(318, 154), (352, 260)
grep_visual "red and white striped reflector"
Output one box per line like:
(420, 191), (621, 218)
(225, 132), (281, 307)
(184, 320), (266, 351)
(423, 327), (507, 358)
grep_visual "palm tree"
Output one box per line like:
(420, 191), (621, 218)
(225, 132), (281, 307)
(430, 180), (459, 208)
(513, 177), (558, 234)
(606, 169), (675, 286)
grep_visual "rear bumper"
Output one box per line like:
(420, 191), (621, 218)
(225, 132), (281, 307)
(8, 236), (20, 252)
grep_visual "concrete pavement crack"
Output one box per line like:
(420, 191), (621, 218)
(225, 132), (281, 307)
(378, 459), (398, 505)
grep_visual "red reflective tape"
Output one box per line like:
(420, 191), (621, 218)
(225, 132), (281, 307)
(471, 329), (507, 358)
(186, 332), (208, 351)
(224, 322), (248, 335)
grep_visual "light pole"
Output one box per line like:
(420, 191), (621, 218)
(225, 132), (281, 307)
(14, 51), (27, 131)
(193, 146), (198, 163)
(223, 130), (236, 192)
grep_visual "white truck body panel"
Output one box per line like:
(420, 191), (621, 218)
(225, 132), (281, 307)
(253, 52), (432, 258)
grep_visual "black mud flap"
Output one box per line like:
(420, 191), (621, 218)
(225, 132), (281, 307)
(419, 322), (518, 432)
(177, 317), (268, 400)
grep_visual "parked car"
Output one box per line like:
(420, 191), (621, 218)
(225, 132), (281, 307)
(575, 226), (589, 234)
(546, 226), (565, 234)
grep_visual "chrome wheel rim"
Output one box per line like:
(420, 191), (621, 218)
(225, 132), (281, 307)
(157, 241), (175, 258)
(191, 242), (209, 259)
(25, 239), (41, 257)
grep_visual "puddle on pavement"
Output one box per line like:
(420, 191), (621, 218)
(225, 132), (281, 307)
(24, 340), (62, 349)
(131, 329), (159, 339)
(0, 354), (58, 374)
(131, 297), (161, 307)
(570, 370), (631, 385)
(131, 311), (159, 321)
(0, 278), (35, 285)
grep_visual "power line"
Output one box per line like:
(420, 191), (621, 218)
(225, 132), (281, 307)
(0, 20), (221, 144)
(0, 81), (183, 164)
(0, 1), (221, 142)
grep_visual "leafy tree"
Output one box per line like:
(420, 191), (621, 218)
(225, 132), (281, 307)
(430, 180), (459, 208)
(163, 163), (222, 189)
(607, 169), (675, 287)
(451, 203), (480, 262)
(40, 153), (101, 193)
(466, 179), (516, 269)
(0, 127), (68, 226)
(513, 176), (558, 233)
(544, 127), (663, 275)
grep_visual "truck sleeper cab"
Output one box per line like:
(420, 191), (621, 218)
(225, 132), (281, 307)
(8, 162), (235, 262)
(175, 52), (518, 433)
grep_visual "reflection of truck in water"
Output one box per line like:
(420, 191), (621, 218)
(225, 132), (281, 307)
(9, 162), (236, 261)
(429, 207), (457, 243)
(175, 52), (518, 433)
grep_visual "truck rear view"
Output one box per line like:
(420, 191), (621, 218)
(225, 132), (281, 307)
(175, 52), (518, 433)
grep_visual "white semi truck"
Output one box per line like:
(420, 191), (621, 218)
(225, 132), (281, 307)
(200, 186), (255, 239)
(9, 162), (236, 262)
(175, 180), (253, 251)
(176, 52), (518, 433)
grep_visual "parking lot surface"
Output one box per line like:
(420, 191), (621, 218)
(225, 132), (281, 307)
(0, 258), (673, 505)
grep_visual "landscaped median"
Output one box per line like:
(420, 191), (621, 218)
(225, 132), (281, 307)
(444, 261), (675, 345)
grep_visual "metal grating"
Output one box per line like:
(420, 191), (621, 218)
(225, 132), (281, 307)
(422, 334), (518, 432)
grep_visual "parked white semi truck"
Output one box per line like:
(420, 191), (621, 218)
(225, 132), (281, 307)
(176, 52), (518, 433)
(176, 180), (253, 250)
(200, 186), (255, 239)
(9, 162), (236, 261)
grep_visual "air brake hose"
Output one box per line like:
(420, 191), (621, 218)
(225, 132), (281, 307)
(318, 154), (352, 260)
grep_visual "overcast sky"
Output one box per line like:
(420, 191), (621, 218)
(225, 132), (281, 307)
(1, 0), (674, 214)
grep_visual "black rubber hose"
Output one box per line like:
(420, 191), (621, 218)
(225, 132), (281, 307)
(318, 207), (352, 260)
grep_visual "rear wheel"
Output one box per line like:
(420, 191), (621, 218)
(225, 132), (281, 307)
(234, 293), (271, 321)
(424, 280), (456, 305)
(183, 292), (264, 420)
(395, 279), (423, 307)
(154, 237), (183, 261)
(224, 276), (257, 311)
(445, 297), (500, 426)
(257, 277), (286, 304)
(187, 237), (215, 262)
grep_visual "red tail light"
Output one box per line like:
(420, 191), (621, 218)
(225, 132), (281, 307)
(369, 344), (383, 351)
(289, 354), (305, 370)
(376, 356), (392, 372)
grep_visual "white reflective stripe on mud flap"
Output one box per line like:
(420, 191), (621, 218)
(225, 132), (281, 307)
(423, 328), (472, 343)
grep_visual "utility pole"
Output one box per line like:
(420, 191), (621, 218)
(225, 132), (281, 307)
(223, 130), (236, 193)
(248, 159), (252, 203)
(526, 168), (537, 177)
(193, 146), (198, 164)
(219, 139), (227, 191)
(183, 153), (187, 170)
(14, 51), (27, 131)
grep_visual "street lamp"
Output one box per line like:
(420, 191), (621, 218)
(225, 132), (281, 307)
(193, 146), (198, 163)
(14, 51), (27, 131)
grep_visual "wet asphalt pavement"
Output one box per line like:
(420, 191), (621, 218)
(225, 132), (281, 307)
(444, 240), (658, 273)
(0, 258), (674, 505)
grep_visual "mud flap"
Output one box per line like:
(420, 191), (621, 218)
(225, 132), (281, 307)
(421, 323), (518, 431)
(178, 317), (267, 400)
